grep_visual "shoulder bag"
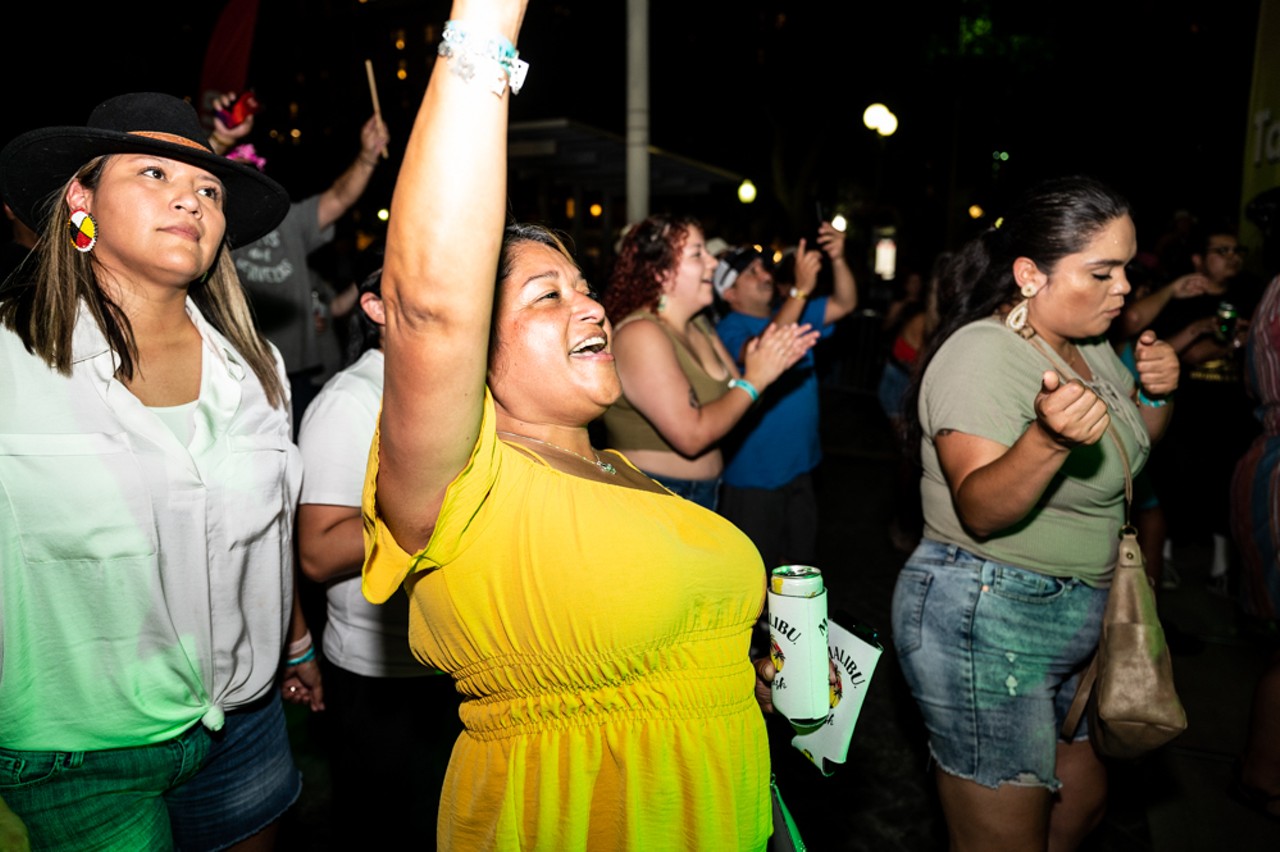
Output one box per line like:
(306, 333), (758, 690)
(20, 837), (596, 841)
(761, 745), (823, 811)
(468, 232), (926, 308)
(1021, 332), (1189, 758)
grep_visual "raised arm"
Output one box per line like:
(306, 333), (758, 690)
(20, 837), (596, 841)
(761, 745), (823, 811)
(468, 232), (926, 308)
(817, 222), (857, 324)
(316, 115), (392, 231)
(377, 0), (527, 554)
(773, 239), (822, 328)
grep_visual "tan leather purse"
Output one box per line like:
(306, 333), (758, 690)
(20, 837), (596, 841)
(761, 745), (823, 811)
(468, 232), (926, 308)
(1061, 427), (1188, 758)
(1017, 330), (1187, 758)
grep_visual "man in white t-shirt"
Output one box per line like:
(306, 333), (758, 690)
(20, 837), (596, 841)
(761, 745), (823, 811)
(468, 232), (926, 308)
(296, 270), (461, 848)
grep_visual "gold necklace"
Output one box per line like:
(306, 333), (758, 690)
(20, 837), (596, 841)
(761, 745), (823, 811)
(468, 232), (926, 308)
(497, 431), (618, 475)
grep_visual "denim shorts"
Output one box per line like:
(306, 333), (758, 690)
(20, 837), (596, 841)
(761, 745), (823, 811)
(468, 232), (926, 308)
(891, 539), (1107, 791)
(0, 691), (301, 851)
(645, 471), (721, 511)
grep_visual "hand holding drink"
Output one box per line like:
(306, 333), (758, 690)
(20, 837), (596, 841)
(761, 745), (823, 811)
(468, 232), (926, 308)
(768, 565), (829, 730)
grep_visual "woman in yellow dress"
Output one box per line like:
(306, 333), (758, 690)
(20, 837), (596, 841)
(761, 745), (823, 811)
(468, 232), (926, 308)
(361, 1), (773, 848)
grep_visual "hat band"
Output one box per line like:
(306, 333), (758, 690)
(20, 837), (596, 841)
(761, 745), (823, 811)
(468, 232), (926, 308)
(128, 131), (211, 153)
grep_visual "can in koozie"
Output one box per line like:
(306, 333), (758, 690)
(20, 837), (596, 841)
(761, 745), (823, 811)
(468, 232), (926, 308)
(768, 565), (829, 728)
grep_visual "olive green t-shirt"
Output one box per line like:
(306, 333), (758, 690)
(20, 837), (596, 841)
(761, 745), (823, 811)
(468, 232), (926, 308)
(918, 317), (1151, 582)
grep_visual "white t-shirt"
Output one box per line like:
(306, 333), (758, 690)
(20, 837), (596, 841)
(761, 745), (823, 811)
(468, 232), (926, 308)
(298, 348), (422, 677)
(0, 299), (301, 750)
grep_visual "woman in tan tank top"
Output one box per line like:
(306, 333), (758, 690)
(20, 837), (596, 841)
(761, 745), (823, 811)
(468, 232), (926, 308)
(601, 215), (817, 509)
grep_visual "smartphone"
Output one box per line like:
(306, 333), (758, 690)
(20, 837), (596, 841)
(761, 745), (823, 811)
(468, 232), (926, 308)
(216, 91), (261, 129)
(810, 201), (825, 252)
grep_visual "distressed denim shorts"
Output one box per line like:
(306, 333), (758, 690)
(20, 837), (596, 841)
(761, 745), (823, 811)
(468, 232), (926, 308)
(891, 539), (1107, 790)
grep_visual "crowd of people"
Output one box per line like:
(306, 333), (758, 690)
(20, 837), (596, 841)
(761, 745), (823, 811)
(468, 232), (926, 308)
(0, 1), (1277, 850)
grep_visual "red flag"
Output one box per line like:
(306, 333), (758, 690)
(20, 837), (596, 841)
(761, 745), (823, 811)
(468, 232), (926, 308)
(198, 0), (261, 126)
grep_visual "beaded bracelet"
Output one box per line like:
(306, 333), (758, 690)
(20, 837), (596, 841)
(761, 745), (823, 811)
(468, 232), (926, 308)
(1137, 388), (1170, 408)
(286, 631), (313, 659)
(286, 645), (317, 667)
(438, 20), (530, 97)
(728, 378), (760, 402)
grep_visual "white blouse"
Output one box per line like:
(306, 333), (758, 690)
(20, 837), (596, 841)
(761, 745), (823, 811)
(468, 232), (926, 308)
(0, 299), (302, 751)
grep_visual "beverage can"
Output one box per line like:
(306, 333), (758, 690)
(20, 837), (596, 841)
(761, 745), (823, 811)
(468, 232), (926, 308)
(768, 565), (829, 729)
(1215, 301), (1238, 344)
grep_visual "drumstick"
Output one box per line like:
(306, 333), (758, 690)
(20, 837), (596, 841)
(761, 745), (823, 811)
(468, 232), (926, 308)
(365, 59), (388, 158)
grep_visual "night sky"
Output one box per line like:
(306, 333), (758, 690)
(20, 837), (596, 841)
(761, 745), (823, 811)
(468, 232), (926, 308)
(2, 0), (1264, 267)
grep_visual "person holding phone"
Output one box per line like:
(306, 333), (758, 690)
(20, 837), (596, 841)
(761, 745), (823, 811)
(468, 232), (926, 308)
(209, 90), (391, 429)
(712, 225), (858, 570)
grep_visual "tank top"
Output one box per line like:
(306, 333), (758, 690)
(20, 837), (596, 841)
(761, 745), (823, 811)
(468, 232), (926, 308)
(603, 311), (732, 452)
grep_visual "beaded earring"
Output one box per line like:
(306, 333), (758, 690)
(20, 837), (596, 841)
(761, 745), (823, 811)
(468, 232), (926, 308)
(68, 209), (97, 253)
(1005, 299), (1029, 332)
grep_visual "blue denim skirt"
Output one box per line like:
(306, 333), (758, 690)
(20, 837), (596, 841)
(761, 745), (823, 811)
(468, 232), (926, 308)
(891, 539), (1107, 790)
(0, 691), (300, 851)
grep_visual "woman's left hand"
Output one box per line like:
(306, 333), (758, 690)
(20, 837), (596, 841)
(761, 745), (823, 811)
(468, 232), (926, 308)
(1133, 329), (1179, 397)
(753, 656), (839, 716)
(282, 659), (325, 712)
(753, 657), (777, 714)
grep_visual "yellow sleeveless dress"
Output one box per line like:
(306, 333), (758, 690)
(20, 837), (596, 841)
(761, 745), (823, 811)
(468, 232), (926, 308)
(362, 390), (771, 850)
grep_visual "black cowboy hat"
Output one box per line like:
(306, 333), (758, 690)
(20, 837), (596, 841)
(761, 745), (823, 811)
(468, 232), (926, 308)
(0, 92), (288, 249)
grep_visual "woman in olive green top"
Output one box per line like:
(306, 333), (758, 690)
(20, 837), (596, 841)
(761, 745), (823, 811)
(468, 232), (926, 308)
(891, 177), (1180, 852)
(601, 215), (814, 509)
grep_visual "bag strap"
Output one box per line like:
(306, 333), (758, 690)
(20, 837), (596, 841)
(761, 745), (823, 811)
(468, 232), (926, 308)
(1022, 334), (1134, 525)
(1020, 330), (1139, 741)
(1061, 653), (1099, 740)
(770, 773), (807, 851)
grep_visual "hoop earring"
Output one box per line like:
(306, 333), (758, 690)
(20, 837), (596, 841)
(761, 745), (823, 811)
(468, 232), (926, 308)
(1005, 299), (1029, 332)
(68, 209), (97, 253)
(656, 293), (668, 314)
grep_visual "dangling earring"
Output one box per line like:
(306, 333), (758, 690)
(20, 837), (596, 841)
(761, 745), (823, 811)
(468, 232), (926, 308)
(1005, 299), (1029, 333)
(1006, 279), (1036, 333)
(68, 209), (97, 253)
(656, 293), (668, 314)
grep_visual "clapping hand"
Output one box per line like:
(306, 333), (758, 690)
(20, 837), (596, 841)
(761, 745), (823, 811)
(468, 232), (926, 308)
(743, 323), (821, 390)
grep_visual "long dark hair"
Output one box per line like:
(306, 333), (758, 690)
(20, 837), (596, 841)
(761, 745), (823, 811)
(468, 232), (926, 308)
(0, 156), (285, 407)
(903, 176), (1132, 454)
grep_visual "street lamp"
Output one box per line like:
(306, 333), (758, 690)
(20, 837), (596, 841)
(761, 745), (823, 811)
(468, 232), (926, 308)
(738, 179), (757, 204)
(863, 103), (898, 137)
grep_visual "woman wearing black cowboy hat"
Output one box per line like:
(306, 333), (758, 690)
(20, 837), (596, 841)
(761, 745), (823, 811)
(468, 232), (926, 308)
(0, 92), (320, 850)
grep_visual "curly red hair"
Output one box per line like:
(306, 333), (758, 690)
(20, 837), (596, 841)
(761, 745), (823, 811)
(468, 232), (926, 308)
(602, 214), (700, 321)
